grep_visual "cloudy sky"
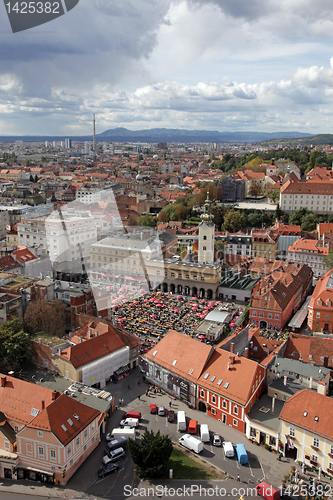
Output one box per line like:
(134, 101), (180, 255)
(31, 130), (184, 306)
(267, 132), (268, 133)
(1, 0), (333, 135)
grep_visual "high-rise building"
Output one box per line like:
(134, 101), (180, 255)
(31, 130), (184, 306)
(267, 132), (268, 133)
(65, 138), (72, 149)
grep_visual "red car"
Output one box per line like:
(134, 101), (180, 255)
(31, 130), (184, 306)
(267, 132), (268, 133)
(167, 410), (175, 422)
(150, 403), (157, 414)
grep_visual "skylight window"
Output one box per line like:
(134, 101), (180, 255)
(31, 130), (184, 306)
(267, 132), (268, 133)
(210, 376), (216, 382)
(224, 382), (229, 389)
(188, 369), (194, 375)
(153, 350), (157, 356)
(67, 418), (73, 426)
(314, 416), (319, 422)
(172, 360), (177, 366)
(61, 424), (68, 431)
(30, 408), (39, 417)
(217, 379), (223, 386)
(203, 373), (209, 380)
(303, 412), (308, 417)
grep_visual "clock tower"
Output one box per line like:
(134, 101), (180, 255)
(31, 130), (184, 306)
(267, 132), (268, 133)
(198, 192), (215, 265)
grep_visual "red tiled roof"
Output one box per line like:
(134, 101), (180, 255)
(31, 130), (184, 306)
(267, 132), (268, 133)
(198, 349), (260, 406)
(25, 393), (100, 446)
(144, 330), (213, 384)
(279, 389), (333, 441)
(59, 326), (129, 368)
(0, 374), (57, 425)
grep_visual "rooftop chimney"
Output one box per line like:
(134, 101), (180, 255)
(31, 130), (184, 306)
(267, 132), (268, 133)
(52, 390), (58, 400)
(41, 400), (45, 410)
(230, 355), (235, 365)
(323, 356), (328, 368)
(284, 375), (287, 386)
(230, 342), (235, 354)
(79, 336), (83, 343)
(244, 348), (249, 359)
(0, 375), (6, 387)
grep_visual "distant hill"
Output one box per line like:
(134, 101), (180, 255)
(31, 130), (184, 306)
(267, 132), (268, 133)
(97, 127), (311, 144)
(259, 134), (333, 147)
(0, 128), (311, 144)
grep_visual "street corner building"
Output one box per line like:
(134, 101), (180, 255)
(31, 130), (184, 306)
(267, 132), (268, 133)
(0, 373), (103, 485)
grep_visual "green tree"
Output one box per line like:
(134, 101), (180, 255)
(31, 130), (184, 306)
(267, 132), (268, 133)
(323, 252), (333, 271)
(266, 189), (280, 203)
(137, 214), (156, 227)
(301, 213), (318, 232)
(34, 174), (38, 183)
(127, 429), (173, 478)
(247, 211), (262, 228)
(0, 318), (32, 369)
(25, 159), (31, 168)
(223, 209), (247, 232)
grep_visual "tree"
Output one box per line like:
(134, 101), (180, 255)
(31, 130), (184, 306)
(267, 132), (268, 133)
(25, 159), (31, 168)
(248, 180), (262, 198)
(24, 300), (67, 337)
(158, 210), (168, 223)
(137, 214), (156, 227)
(0, 318), (32, 369)
(223, 209), (247, 232)
(247, 211), (262, 228)
(34, 174), (38, 183)
(175, 204), (186, 221)
(266, 189), (280, 203)
(301, 213), (318, 232)
(127, 429), (173, 478)
(324, 252), (333, 271)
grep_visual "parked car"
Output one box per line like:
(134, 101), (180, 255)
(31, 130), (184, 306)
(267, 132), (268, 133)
(213, 434), (222, 446)
(97, 462), (119, 478)
(119, 418), (139, 428)
(158, 406), (166, 416)
(150, 403), (157, 414)
(102, 447), (126, 465)
(167, 410), (175, 422)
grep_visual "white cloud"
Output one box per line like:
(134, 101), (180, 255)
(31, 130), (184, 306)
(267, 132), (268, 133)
(0, 0), (333, 133)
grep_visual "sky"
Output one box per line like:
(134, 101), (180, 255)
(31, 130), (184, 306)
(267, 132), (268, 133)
(1, 0), (333, 136)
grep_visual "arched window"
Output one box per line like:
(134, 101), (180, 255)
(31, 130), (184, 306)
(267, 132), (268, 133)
(203, 235), (207, 240)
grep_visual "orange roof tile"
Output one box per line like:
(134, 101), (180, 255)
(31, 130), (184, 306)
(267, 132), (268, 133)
(26, 393), (100, 446)
(279, 389), (333, 441)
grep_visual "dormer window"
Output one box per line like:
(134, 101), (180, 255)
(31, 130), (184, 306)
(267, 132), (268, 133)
(327, 300), (331, 307)
(317, 300), (322, 306)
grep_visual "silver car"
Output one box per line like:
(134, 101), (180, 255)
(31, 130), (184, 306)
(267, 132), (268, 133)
(213, 434), (222, 446)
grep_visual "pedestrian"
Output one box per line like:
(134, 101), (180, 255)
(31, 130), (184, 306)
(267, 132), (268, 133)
(138, 394), (140, 400)
(169, 400), (172, 408)
(237, 474), (240, 481)
(115, 405), (118, 411)
(128, 384), (130, 390)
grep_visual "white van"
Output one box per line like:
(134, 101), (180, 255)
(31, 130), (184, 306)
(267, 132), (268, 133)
(179, 434), (203, 454)
(200, 424), (210, 442)
(111, 427), (136, 439)
(177, 411), (186, 432)
(223, 441), (234, 458)
(119, 418), (139, 428)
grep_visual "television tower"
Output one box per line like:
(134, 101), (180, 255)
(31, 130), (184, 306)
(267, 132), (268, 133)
(93, 114), (96, 153)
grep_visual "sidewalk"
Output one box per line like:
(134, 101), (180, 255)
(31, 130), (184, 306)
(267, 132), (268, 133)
(0, 479), (96, 499)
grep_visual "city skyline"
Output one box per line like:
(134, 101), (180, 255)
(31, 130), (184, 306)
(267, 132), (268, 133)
(0, 0), (333, 135)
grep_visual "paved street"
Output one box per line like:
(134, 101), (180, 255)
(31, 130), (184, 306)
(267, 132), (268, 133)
(0, 368), (305, 499)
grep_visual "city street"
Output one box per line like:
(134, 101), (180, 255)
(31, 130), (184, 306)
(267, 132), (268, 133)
(65, 368), (291, 499)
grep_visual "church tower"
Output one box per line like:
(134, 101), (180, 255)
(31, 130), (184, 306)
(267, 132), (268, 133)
(198, 192), (215, 264)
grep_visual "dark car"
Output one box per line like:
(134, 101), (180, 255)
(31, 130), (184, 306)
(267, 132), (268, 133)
(167, 410), (175, 422)
(150, 403), (157, 414)
(97, 462), (119, 478)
